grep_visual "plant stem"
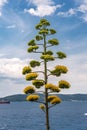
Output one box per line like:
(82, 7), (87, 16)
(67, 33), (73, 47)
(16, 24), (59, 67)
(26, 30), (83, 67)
(43, 33), (50, 130)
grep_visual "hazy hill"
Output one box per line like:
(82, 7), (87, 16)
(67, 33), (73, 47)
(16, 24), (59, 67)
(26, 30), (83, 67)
(0, 94), (87, 102)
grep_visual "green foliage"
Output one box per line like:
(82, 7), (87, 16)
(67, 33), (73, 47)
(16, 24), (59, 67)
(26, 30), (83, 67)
(40, 54), (54, 61)
(27, 45), (39, 52)
(22, 66), (32, 75)
(30, 60), (40, 68)
(48, 39), (59, 45)
(59, 80), (70, 89)
(57, 52), (66, 59)
(32, 79), (45, 88)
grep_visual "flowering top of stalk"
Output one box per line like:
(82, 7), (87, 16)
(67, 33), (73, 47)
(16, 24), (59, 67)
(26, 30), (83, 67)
(35, 19), (50, 30)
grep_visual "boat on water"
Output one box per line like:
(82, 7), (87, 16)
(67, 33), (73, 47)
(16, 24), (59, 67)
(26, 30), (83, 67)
(0, 100), (10, 104)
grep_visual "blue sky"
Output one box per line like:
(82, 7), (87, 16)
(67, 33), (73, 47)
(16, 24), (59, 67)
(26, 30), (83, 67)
(0, 0), (87, 97)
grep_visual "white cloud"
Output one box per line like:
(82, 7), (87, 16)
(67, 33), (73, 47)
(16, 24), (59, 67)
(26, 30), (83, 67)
(58, 0), (87, 22)
(24, 5), (59, 17)
(28, 0), (54, 5)
(46, 52), (87, 94)
(58, 8), (76, 17)
(0, 0), (7, 7)
(78, 4), (87, 13)
(1, 9), (30, 33)
(74, 0), (87, 4)
(0, 58), (28, 78)
(25, 0), (63, 17)
(0, 0), (8, 16)
(6, 24), (16, 29)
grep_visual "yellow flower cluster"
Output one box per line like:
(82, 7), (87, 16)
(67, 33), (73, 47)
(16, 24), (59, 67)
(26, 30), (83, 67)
(22, 66), (31, 75)
(45, 84), (60, 92)
(26, 73), (38, 81)
(48, 95), (61, 104)
(27, 45), (39, 52)
(28, 39), (36, 46)
(59, 80), (70, 89)
(23, 86), (35, 94)
(51, 65), (68, 76)
(48, 38), (59, 45)
(40, 54), (54, 61)
(39, 104), (45, 110)
(57, 51), (66, 59)
(55, 65), (68, 73)
(26, 94), (40, 101)
(32, 79), (45, 88)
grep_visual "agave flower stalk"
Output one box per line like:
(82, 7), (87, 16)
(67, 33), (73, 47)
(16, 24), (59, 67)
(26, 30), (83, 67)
(22, 18), (71, 130)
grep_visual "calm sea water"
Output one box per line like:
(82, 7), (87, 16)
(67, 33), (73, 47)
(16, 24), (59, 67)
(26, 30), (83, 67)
(0, 101), (87, 130)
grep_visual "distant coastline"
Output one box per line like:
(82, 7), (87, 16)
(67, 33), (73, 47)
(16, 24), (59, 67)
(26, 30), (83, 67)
(0, 94), (87, 102)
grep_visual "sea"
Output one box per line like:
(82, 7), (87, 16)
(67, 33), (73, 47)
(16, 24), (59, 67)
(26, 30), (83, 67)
(0, 101), (87, 130)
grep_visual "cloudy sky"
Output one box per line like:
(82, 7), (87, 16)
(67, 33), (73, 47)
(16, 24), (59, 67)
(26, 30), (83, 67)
(0, 0), (87, 97)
